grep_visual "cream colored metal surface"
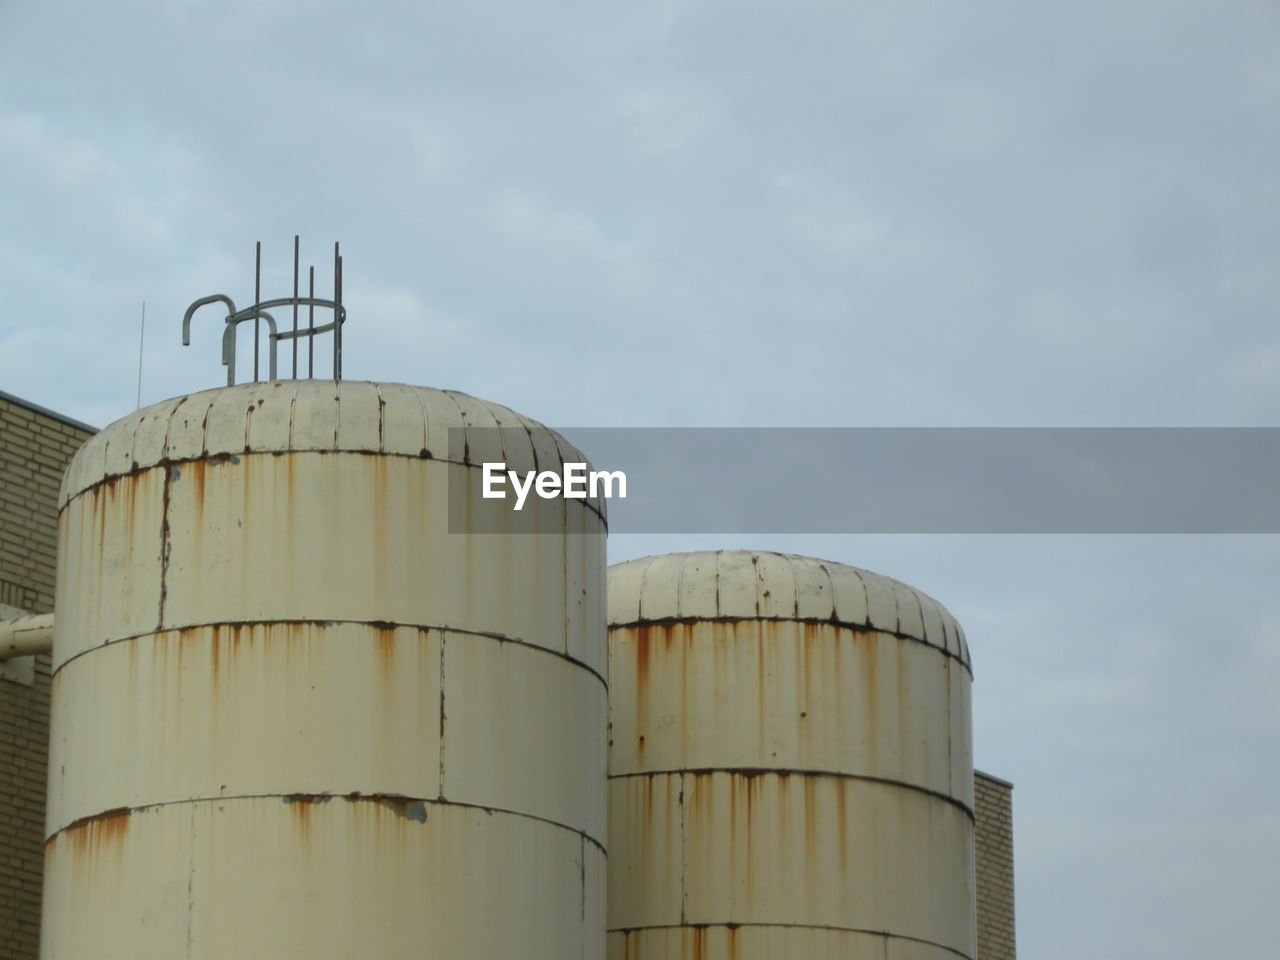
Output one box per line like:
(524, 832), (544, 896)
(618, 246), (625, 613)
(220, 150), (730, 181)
(608, 926), (963, 960)
(0, 612), (53, 658)
(610, 620), (960, 799)
(43, 798), (605, 960)
(44, 381), (606, 960)
(54, 381), (606, 675)
(607, 551), (975, 960)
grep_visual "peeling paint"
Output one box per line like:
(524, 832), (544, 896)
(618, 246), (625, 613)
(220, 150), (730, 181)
(344, 792), (430, 823)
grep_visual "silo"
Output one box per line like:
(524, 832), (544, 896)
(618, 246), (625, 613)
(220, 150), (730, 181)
(607, 551), (975, 960)
(41, 380), (606, 959)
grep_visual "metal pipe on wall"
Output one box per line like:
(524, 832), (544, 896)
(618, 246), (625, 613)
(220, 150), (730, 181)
(0, 614), (53, 659)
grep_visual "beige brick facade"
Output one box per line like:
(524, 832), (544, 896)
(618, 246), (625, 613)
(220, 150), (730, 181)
(0, 391), (94, 960)
(975, 771), (1017, 960)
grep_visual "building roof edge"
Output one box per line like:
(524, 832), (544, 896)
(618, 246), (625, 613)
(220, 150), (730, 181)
(975, 769), (1014, 789)
(0, 389), (98, 434)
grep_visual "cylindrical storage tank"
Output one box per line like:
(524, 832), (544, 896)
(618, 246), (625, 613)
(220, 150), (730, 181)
(43, 380), (607, 959)
(607, 551), (974, 960)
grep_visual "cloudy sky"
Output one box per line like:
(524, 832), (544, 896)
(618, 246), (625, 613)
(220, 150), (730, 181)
(3, 0), (1278, 955)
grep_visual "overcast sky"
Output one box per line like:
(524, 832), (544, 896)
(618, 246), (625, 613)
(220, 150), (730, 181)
(3, 1), (1278, 956)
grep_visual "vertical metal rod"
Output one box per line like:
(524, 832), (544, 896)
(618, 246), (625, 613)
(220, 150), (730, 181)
(308, 266), (316, 378)
(253, 241), (261, 382)
(334, 243), (343, 381)
(292, 235), (300, 379)
(135, 301), (146, 409)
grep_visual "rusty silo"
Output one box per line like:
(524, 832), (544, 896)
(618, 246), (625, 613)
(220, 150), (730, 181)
(606, 550), (975, 960)
(41, 380), (607, 959)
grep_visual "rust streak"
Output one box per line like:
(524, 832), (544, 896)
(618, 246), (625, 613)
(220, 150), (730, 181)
(125, 471), (139, 529)
(372, 622), (397, 684)
(282, 793), (332, 829)
(370, 459), (389, 610)
(61, 807), (131, 859)
(836, 779), (849, 873)
(634, 624), (652, 701)
(94, 486), (106, 597)
(756, 622), (767, 760)
(860, 631), (880, 770)
(175, 620), (204, 673)
(191, 458), (206, 510)
(804, 774), (817, 860)
(643, 776), (654, 833)
(634, 624), (664, 748)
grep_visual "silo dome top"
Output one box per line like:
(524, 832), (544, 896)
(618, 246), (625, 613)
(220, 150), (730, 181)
(608, 550), (970, 668)
(58, 380), (596, 511)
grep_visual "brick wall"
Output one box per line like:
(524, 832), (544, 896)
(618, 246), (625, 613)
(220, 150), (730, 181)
(975, 770), (1017, 960)
(0, 391), (94, 960)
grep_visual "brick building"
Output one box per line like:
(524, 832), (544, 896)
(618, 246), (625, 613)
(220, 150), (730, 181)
(0, 390), (95, 960)
(0, 388), (1014, 958)
(975, 771), (1017, 960)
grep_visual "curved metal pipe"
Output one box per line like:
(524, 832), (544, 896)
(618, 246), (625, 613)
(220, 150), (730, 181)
(221, 310), (279, 383)
(181, 294), (238, 346)
(228, 297), (344, 322)
(184, 290), (342, 385)
(0, 613), (54, 659)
